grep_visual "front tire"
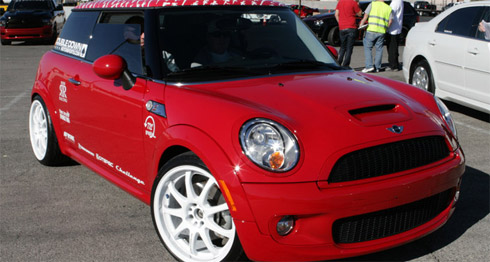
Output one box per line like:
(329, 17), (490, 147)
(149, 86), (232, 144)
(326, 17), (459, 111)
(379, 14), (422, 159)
(151, 152), (246, 262)
(327, 26), (340, 46)
(410, 59), (435, 93)
(29, 96), (68, 166)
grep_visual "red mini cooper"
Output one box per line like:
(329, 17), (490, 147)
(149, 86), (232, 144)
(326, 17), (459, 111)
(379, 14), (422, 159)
(29, 0), (465, 261)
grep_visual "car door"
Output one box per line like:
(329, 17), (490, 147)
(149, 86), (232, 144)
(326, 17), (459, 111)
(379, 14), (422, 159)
(430, 7), (477, 97)
(464, 7), (490, 111)
(51, 11), (98, 153)
(67, 12), (148, 189)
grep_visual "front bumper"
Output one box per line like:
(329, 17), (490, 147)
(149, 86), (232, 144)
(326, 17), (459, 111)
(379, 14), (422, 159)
(1, 25), (53, 41)
(235, 148), (464, 261)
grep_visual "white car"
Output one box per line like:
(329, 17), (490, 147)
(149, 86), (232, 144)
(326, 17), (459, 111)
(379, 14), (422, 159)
(403, 1), (490, 114)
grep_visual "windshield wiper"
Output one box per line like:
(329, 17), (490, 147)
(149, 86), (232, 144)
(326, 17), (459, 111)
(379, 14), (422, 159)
(270, 60), (342, 70)
(168, 65), (263, 77)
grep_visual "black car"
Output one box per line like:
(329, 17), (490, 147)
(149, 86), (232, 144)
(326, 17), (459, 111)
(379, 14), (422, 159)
(303, 1), (419, 46)
(0, 0), (65, 45)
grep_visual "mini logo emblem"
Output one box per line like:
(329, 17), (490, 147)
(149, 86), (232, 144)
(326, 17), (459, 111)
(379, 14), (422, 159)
(388, 125), (404, 134)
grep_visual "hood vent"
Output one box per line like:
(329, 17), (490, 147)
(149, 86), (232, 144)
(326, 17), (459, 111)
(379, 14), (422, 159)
(345, 103), (411, 126)
(349, 104), (396, 116)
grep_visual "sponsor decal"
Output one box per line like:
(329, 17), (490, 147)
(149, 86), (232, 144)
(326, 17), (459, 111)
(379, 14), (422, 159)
(96, 153), (114, 168)
(59, 81), (67, 103)
(78, 143), (95, 157)
(59, 109), (70, 123)
(63, 131), (75, 143)
(55, 38), (88, 58)
(77, 0), (284, 9)
(116, 165), (145, 185)
(144, 116), (156, 139)
(77, 143), (145, 185)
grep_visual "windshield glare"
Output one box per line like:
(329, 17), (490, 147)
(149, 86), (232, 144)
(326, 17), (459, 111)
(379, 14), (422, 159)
(8, 0), (51, 11)
(158, 7), (338, 78)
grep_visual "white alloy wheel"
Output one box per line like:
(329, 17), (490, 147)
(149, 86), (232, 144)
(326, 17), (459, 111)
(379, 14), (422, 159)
(412, 66), (429, 91)
(153, 164), (236, 262)
(29, 99), (48, 160)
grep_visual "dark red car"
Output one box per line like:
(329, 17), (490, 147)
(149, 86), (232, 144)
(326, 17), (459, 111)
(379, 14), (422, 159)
(29, 0), (464, 261)
(0, 0), (65, 45)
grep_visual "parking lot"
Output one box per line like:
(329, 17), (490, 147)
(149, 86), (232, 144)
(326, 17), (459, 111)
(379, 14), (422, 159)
(1, 22), (489, 262)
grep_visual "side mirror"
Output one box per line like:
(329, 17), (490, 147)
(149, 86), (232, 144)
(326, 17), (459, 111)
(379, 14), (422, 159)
(93, 54), (135, 90)
(326, 45), (338, 60)
(93, 54), (126, 79)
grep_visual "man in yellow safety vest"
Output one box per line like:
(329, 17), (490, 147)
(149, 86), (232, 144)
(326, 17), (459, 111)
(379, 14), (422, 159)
(359, 0), (393, 73)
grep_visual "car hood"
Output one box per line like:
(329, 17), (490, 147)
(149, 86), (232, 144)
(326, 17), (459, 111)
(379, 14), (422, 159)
(167, 71), (446, 182)
(193, 71), (432, 126)
(3, 10), (51, 19)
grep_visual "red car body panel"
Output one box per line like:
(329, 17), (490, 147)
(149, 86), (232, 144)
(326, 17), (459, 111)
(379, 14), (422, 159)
(31, 1), (465, 260)
(1, 25), (53, 40)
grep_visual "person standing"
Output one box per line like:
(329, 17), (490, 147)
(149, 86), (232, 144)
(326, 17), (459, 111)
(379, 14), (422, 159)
(386, 0), (404, 71)
(334, 0), (362, 67)
(359, 0), (393, 73)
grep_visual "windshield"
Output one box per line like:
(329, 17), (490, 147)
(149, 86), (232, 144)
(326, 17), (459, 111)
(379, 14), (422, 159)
(157, 6), (340, 81)
(7, 0), (52, 11)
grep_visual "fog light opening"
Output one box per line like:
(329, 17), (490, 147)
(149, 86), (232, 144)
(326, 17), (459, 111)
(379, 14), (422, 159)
(276, 215), (295, 236)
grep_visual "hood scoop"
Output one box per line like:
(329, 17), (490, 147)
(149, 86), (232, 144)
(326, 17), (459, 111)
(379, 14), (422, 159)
(340, 102), (412, 126)
(349, 104), (396, 116)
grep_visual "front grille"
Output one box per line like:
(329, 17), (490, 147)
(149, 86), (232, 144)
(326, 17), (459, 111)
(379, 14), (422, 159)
(332, 189), (453, 244)
(328, 136), (450, 183)
(6, 18), (43, 29)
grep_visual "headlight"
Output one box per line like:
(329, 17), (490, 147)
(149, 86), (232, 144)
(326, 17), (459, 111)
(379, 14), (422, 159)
(41, 18), (52, 25)
(314, 20), (324, 27)
(240, 118), (299, 172)
(435, 97), (457, 137)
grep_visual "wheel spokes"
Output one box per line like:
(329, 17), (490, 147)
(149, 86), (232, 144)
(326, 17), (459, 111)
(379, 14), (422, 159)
(154, 164), (236, 261)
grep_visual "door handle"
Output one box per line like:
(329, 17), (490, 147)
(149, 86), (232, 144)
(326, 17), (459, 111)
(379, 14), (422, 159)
(68, 78), (81, 86)
(467, 48), (479, 55)
(428, 40), (436, 46)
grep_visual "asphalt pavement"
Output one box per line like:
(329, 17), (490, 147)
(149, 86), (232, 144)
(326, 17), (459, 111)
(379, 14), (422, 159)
(1, 29), (489, 262)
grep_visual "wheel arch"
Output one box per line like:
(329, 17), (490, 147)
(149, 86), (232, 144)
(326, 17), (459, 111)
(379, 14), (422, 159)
(151, 125), (255, 221)
(31, 81), (69, 156)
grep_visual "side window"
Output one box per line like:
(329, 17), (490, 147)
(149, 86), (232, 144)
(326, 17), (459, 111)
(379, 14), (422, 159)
(476, 7), (490, 41)
(435, 7), (483, 38)
(85, 12), (145, 75)
(54, 11), (99, 59)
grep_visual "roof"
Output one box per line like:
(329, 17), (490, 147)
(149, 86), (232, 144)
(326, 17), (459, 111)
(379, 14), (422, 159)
(76, 0), (285, 9)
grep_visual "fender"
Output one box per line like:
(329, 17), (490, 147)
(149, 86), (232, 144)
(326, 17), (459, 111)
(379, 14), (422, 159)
(150, 124), (256, 222)
(31, 80), (70, 157)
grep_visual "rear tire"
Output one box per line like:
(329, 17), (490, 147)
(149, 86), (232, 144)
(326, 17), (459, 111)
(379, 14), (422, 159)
(29, 96), (69, 166)
(151, 152), (247, 262)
